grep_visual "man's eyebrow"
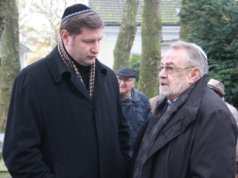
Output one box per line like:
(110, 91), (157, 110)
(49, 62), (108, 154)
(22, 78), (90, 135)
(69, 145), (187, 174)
(160, 62), (174, 66)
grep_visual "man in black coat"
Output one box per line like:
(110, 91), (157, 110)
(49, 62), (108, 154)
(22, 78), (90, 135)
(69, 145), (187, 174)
(131, 41), (237, 178)
(3, 4), (130, 178)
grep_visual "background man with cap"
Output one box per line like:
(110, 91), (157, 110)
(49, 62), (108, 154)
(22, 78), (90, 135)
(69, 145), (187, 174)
(115, 67), (151, 157)
(3, 4), (130, 178)
(208, 78), (238, 177)
(130, 41), (237, 178)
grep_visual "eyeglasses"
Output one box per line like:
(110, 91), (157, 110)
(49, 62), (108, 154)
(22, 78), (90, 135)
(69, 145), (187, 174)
(158, 66), (194, 74)
(117, 77), (135, 83)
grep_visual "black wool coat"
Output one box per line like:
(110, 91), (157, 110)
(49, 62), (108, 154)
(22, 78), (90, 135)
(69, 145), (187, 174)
(131, 76), (237, 178)
(3, 48), (130, 178)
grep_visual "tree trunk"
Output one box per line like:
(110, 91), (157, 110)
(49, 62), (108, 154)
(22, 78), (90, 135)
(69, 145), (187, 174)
(0, 0), (20, 131)
(0, 0), (7, 37)
(139, 0), (162, 97)
(113, 0), (138, 70)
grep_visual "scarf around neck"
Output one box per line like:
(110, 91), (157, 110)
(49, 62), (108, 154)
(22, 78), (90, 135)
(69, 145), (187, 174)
(57, 40), (95, 98)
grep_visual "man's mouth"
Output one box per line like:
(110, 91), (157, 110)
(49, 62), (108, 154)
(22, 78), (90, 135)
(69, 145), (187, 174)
(88, 56), (96, 60)
(160, 82), (168, 86)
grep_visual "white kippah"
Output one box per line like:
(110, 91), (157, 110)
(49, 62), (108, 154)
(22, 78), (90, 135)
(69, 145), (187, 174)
(191, 43), (208, 62)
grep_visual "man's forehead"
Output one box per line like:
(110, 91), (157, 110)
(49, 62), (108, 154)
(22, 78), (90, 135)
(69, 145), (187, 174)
(117, 76), (133, 79)
(160, 61), (174, 66)
(160, 55), (178, 66)
(161, 49), (187, 64)
(79, 27), (104, 38)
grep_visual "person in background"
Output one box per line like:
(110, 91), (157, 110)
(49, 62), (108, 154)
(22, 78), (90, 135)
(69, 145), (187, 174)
(3, 4), (130, 178)
(149, 95), (160, 113)
(208, 78), (238, 178)
(130, 40), (237, 178)
(116, 67), (151, 157)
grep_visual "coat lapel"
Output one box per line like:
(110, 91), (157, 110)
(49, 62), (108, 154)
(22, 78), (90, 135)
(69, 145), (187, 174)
(147, 105), (199, 159)
(46, 47), (92, 102)
(70, 74), (92, 101)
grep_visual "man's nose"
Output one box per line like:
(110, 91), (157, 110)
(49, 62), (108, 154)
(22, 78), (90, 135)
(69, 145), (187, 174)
(91, 41), (100, 53)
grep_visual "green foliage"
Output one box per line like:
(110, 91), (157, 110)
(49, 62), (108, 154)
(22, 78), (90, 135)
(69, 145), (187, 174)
(129, 55), (141, 78)
(128, 55), (141, 88)
(180, 0), (238, 107)
(208, 59), (238, 106)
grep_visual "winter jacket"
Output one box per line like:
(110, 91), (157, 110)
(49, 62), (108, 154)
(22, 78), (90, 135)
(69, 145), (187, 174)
(131, 76), (237, 178)
(3, 47), (130, 178)
(121, 88), (151, 156)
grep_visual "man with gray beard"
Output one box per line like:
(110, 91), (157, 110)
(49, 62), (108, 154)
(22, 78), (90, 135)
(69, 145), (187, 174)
(130, 41), (237, 178)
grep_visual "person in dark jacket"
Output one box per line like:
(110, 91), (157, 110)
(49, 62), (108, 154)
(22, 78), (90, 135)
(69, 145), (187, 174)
(115, 67), (151, 157)
(130, 40), (237, 178)
(208, 78), (238, 178)
(3, 4), (130, 178)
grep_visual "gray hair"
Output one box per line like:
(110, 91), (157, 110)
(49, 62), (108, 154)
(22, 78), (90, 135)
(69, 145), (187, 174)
(170, 41), (209, 76)
(60, 11), (104, 35)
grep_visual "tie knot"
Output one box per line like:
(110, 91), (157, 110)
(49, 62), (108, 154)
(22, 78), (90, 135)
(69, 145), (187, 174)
(166, 100), (174, 111)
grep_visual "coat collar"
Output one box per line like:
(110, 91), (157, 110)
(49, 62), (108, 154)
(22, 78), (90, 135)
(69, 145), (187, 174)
(121, 88), (142, 102)
(45, 47), (71, 83)
(45, 47), (109, 101)
(45, 47), (108, 82)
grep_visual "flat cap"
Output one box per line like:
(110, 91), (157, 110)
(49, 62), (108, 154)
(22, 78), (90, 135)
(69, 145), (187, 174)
(208, 78), (225, 96)
(115, 67), (136, 78)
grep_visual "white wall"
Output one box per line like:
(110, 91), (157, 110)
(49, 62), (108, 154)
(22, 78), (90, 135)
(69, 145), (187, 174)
(98, 25), (180, 69)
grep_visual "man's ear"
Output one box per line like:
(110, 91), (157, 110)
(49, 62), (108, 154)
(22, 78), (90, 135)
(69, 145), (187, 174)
(131, 79), (136, 87)
(60, 30), (70, 45)
(189, 68), (201, 84)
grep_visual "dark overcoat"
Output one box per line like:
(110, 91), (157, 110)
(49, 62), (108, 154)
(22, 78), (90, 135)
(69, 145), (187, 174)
(3, 48), (129, 178)
(131, 76), (237, 178)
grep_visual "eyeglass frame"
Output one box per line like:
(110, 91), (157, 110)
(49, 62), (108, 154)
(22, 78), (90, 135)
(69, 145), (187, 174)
(117, 77), (136, 83)
(158, 65), (195, 74)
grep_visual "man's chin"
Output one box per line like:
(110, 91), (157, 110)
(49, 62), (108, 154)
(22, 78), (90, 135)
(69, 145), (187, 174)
(87, 58), (96, 65)
(82, 60), (95, 66)
(159, 90), (171, 97)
